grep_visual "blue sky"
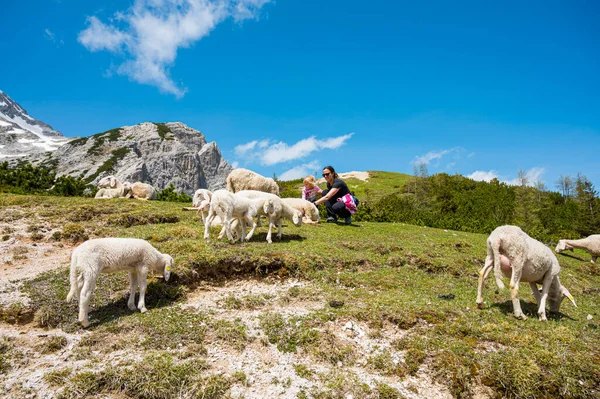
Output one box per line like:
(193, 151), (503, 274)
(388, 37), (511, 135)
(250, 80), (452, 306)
(1, 0), (599, 188)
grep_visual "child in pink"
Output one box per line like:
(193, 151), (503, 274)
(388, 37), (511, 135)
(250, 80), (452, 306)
(302, 175), (322, 203)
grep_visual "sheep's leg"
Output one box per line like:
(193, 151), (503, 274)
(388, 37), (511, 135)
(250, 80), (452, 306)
(265, 216), (274, 244)
(476, 254), (494, 308)
(136, 271), (148, 313)
(127, 271), (138, 311)
(78, 277), (96, 328)
(239, 217), (247, 244)
(509, 260), (526, 320)
(245, 216), (257, 242)
(204, 211), (216, 242)
(591, 256), (597, 263)
(223, 218), (236, 244)
(529, 282), (542, 305)
(276, 218), (282, 240)
(536, 273), (554, 321)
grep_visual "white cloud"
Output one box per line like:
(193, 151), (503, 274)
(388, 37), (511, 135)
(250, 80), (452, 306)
(78, 0), (272, 97)
(44, 28), (64, 46)
(234, 140), (259, 156)
(412, 147), (463, 166)
(469, 167), (546, 186)
(278, 160), (321, 181)
(261, 133), (354, 166)
(468, 170), (499, 182)
(505, 167), (546, 186)
(231, 161), (239, 168)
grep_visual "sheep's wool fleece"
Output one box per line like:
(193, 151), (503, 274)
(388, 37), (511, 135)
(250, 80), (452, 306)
(72, 238), (164, 273)
(492, 225), (560, 281)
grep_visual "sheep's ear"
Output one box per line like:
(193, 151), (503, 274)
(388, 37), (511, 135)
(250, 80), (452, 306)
(163, 255), (173, 282)
(562, 287), (577, 307)
(263, 200), (271, 214)
(110, 177), (116, 188)
(293, 213), (300, 225)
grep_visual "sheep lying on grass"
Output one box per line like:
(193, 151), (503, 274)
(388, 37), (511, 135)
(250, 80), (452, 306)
(66, 238), (173, 328)
(282, 197), (320, 224)
(95, 176), (130, 199)
(204, 190), (275, 244)
(555, 234), (600, 263)
(226, 168), (279, 195)
(476, 225), (577, 321)
(125, 182), (157, 200)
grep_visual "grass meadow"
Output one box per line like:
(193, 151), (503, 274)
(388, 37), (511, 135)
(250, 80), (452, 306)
(0, 181), (599, 398)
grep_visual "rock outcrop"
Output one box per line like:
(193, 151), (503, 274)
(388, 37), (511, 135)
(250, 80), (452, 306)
(27, 122), (232, 194)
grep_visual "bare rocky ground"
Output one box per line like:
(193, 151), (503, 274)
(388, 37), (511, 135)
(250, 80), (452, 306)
(0, 222), (470, 399)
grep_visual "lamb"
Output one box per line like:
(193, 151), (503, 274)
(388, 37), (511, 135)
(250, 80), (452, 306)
(95, 175), (130, 199)
(65, 238), (174, 328)
(192, 189), (213, 223)
(282, 198), (320, 224)
(226, 168), (280, 195)
(476, 225), (577, 321)
(204, 189), (275, 244)
(555, 235), (600, 263)
(125, 181), (157, 200)
(235, 190), (302, 243)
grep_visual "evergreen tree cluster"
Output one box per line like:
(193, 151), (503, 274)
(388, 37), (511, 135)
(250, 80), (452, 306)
(0, 161), (93, 197)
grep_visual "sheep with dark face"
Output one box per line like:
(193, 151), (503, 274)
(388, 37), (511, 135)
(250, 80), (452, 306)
(66, 238), (173, 327)
(476, 225), (576, 321)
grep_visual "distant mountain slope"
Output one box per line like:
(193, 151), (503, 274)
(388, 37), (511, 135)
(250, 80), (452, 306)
(0, 90), (70, 159)
(26, 121), (232, 194)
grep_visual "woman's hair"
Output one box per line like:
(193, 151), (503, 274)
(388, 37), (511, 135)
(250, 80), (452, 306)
(323, 166), (338, 178)
(303, 175), (317, 189)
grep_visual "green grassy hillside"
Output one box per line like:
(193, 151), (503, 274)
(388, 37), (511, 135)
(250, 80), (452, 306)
(0, 193), (598, 398)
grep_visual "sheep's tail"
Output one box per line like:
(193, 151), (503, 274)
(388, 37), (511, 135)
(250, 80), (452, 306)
(490, 236), (505, 290)
(66, 252), (81, 302)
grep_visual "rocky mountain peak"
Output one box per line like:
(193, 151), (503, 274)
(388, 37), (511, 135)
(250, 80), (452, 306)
(0, 90), (70, 159)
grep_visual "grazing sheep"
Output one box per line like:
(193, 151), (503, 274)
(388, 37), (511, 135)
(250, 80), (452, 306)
(66, 238), (173, 328)
(192, 189), (213, 223)
(476, 225), (577, 321)
(555, 235), (600, 263)
(282, 197), (320, 224)
(226, 168), (280, 195)
(204, 189), (275, 244)
(126, 181), (157, 200)
(235, 190), (302, 243)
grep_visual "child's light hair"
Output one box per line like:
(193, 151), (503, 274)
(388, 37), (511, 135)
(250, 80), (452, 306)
(303, 175), (317, 189)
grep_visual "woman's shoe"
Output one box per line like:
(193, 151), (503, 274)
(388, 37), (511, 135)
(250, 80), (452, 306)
(344, 217), (352, 225)
(326, 217), (336, 223)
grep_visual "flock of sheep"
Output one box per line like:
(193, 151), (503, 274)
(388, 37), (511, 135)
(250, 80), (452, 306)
(65, 168), (599, 327)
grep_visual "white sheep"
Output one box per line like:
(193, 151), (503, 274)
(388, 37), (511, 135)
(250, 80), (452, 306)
(235, 190), (302, 243)
(555, 235), (600, 263)
(282, 197), (320, 224)
(95, 175), (130, 199)
(192, 189), (213, 223)
(204, 189), (275, 244)
(66, 238), (173, 328)
(226, 168), (280, 195)
(125, 181), (157, 200)
(476, 225), (577, 321)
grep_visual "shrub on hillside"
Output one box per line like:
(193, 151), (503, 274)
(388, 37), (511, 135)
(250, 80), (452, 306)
(157, 184), (192, 203)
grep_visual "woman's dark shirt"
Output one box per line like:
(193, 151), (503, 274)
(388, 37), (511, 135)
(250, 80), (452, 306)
(327, 178), (350, 201)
